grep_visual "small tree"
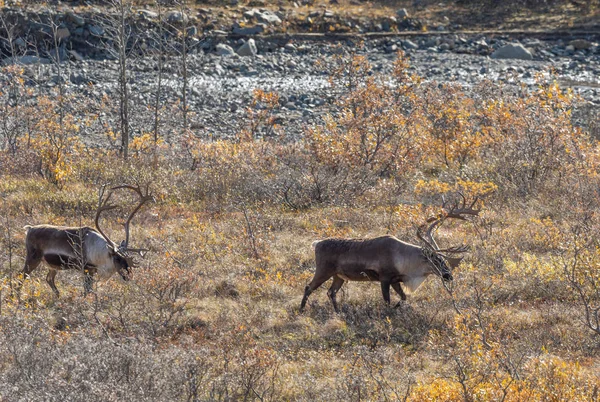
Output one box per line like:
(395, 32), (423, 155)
(95, 0), (135, 160)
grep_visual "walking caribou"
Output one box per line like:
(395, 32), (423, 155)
(300, 195), (480, 313)
(21, 184), (153, 297)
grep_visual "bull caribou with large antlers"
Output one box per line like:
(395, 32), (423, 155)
(300, 194), (480, 313)
(20, 184), (154, 297)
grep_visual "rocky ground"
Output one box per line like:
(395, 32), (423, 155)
(7, 34), (597, 142)
(1, 5), (599, 142)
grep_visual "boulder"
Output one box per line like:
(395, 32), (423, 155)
(402, 39), (419, 50)
(216, 43), (236, 56)
(237, 38), (257, 56)
(569, 39), (592, 50)
(138, 10), (159, 19)
(243, 9), (261, 19)
(187, 26), (198, 36)
(256, 11), (282, 25)
(14, 37), (26, 48)
(70, 72), (91, 85)
(66, 11), (85, 27)
(398, 17), (422, 30)
(381, 19), (392, 32)
(68, 50), (84, 61)
(88, 25), (105, 37)
(396, 8), (409, 18)
(166, 11), (189, 24)
(232, 24), (264, 35)
(48, 47), (68, 62)
(385, 44), (398, 53)
(56, 28), (70, 41)
(491, 43), (533, 60)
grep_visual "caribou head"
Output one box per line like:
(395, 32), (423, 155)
(94, 183), (155, 281)
(417, 193), (481, 282)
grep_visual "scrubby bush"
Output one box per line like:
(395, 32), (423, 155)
(1, 50), (600, 400)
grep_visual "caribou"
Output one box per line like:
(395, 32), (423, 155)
(21, 184), (153, 297)
(300, 195), (480, 313)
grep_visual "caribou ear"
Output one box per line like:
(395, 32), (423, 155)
(445, 256), (463, 269)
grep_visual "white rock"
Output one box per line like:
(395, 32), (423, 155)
(216, 43), (236, 56)
(257, 11), (282, 25)
(166, 11), (188, 24)
(138, 10), (159, 19)
(237, 38), (257, 57)
(491, 43), (533, 60)
(402, 39), (419, 50)
(243, 9), (261, 19)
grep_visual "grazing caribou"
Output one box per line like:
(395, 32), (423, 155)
(21, 184), (153, 297)
(300, 195), (480, 313)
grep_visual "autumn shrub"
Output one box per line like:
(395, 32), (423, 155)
(0, 66), (34, 155)
(2, 50), (600, 401)
(306, 55), (421, 199)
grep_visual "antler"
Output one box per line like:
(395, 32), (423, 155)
(443, 192), (480, 221)
(417, 217), (442, 251)
(94, 183), (154, 261)
(95, 185), (118, 248)
(110, 183), (155, 254)
(418, 192), (480, 255)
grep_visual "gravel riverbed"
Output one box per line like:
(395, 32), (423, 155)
(4, 36), (599, 142)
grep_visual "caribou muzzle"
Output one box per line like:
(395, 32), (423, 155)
(118, 266), (132, 281)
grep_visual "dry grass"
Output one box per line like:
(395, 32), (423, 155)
(1, 53), (600, 400)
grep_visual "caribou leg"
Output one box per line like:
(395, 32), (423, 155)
(392, 282), (407, 308)
(300, 271), (334, 312)
(46, 269), (60, 297)
(22, 249), (43, 279)
(381, 281), (392, 305)
(392, 282), (406, 300)
(327, 276), (345, 313)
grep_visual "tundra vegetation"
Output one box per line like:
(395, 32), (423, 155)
(1, 47), (600, 400)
